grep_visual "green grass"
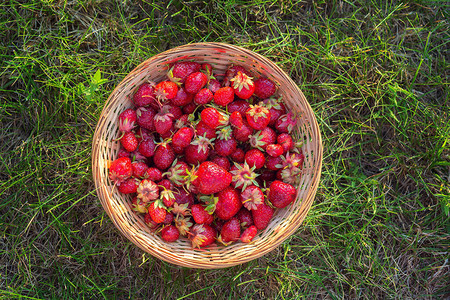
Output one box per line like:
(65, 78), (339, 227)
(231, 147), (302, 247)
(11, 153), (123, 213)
(1, 0), (449, 299)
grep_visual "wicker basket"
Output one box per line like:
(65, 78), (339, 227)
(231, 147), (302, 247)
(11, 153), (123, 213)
(92, 42), (322, 269)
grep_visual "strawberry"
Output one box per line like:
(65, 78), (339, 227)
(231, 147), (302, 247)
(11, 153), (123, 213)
(245, 104), (271, 130)
(195, 161), (232, 194)
(148, 201), (167, 223)
(263, 97), (286, 126)
(131, 197), (148, 214)
(184, 135), (213, 165)
(266, 144), (283, 157)
(168, 61), (201, 84)
(144, 167), (162, 182)
(252, 202), (274, 230)
(230, 71), (255, 100)
(132, 161), (149, 178)
(170, 86), (193, 106)
(200, 107), (227, 129)
(215, 187), (242, 220)
(164, 160), (189, 187)
(215, 138), (237, 157)
(191, 204), (214, 225)
(220, 218), (241, 243)
(193, 88), (213, 105)
(163, 212), (174, 224)
(265, 155), (283, 171)
(227, 100), (250, 115)
(167, 105), (183, 120)
(229, 111), (244, 128)
(230, 148), (245, 163)
(172, 127), (194, 149)
(211, 156), (230, 171)
(245, 149), (265, 169)
(109, 157), (132, 184)
(158, 179), (173, 191)
(277, 133), (294, 153)
(213, 86), (234, 106)
(154, 142), (175, 170)
(154, 80), (178, 102)
(135, 127), (153, 143)
(117, 178), (139, 194)
(160, 188), (176, 207)
(253, 77), (276, 99)
(182, 102), (197, 114)
(144, 213), (160, 231)
(196, 121), (217, 140)
(129, 150), (146, 162)
(174, 114), (190, 130)
(222, 65), (251, 87)
(257, 169), (276, 186)
(120, 132), (138, 152)
(117, 148), (130, 159)
(161, 225), (180, 242)
(173, 189), (195, 207)
(185, 72), (207, 94)
(236, 208), (253, 228)
(230, 162), (259, 191)
(201, 63), (214, 79)
(241, 185), (264, 210)
(189, 224), (216, 248)
(249, 127), (277, 150)
(137, 179), (159, 203)
(133, 82), (157, 108)
(138, 139), (156, 157)
(268, 180), (296, 208)
(206, 78), (221, 93)
(136, 107), (156, 131)
(154, 106), (174, 135)
(118, 109), (137, 133)
(232, 120), (253, 142)
(275, 112), (297, 133)
(240, 225), (257, 243)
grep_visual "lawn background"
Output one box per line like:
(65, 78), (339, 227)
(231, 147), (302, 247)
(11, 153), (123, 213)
(1, 0), (449, 299)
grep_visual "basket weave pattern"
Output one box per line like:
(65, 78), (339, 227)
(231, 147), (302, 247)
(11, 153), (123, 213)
(92, 42), (322, 269)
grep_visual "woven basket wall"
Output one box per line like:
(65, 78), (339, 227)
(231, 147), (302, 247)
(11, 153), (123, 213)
(92, 42), (322, 269)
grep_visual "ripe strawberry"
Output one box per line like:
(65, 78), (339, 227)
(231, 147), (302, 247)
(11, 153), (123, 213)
(249, 127), (277, 150)
(185, 72), (207, 94)
(206, 78), (221, 93)
(230, 148), (245, 163)
(230, 72), (255, 100)
(200, 107), (227, 129)
(189, 224), (216, 248)
(215, 138), (237, 157)
(232, 121), (253, 142)
(158, 179), (173, 191)
(194, 88), (213, 105)
(277, 133), (294, 153)
(154, 142), (175, 170)
(253, 77), (276, 99)
(154, 80), (178, 102)
(154, 106), (174, 135)
(184, 135), (212, 165)
(163, 212), (174, 224)
(227, 100), (250, 115)
(161, 225), (180, 242)
(241, 185), (264, 210)
(172, 127), (194, 149)
(215, 187), (242, 220)
(245, 104), (271, 130)
(133, 82), (157, 108)
(230, 162), (259, 191)
(132, 161), (149, 178)
(164, 160), (189, 187)
(263, 97), (286, 126)
(236, 208), (253, 228)
(275, 112), (297, 133)
(229, 111), (244, 128)
(245, 149), (265, 169)
(167, 105), (183, 120)
(191, 204), (214, 225)
(257, 169), (276, 186)
(201, 63), (214, 78)
(129, 150), (146, 162)
(252, 202), (274, 230)
(109, 157), (132, 184)
(220, 218), (241, 243)
(160, 188), (176, 207)
(174, 189), (195, 207)
(222, 65), (251, 87)
(117, 148), (130, 159)
(144, 167), (162, 182)
(240, 225), (257, 243)
(144, 213), (160, 231)
(137, 179), (159, 203)
(135, 127), (153, 143)
(213, 86), (234, 106)
(266, 144), (283, 157)
(168, 61), (201, 84)
(118, 109), (137, 133)
(131, 197), (148, 214)
(139, 138), (156, 157)
(117, 178), (139, 194)
(136, 107), (156, 131)
(211, 156), (230, 171)
(265, 155), (283, 171)
(182, 102), (197, 114)
(174, 114), (190, 130)
(170, 86), (193, 106)
(268, 180), (296, 208)
(196, 121), (217, 140)
(148, 201), (167, 223)
(120, 131), (138, 152)
(195, 161), (232, 194)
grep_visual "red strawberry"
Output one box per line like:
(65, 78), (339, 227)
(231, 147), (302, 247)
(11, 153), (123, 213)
(191, 204), (214, 225)
(170, 86), (193, 106)
(154, 142), (175, 170)
(263, 98), (286, 126)
(161, 225), (180, 242)
(252, 202), (274, 230)
(120, 132), (138, 152)
(194, 88), (213, 105)
(230, 162), (259, 191)
(158, 179), (173, 191)
(227, 100), (251, 115)
(144, 213), (160, 231)
(268, 180), (296, 208)
(182, 102), (197, 114)
(232, 120), (253, 142)
(215, 187), (242, 220)
(132, 161), (149, 178)
(275, 112), (297, 133)
(245, 104), (271, 130)
(236, 208), (254, 228)
(211, 156), (230, 171)
(201, 63), (214, 78)
(164, 160), (189, 187)
(162, 212), (174, 224)
(174, 189), (195, 207)
(215, 138), (237, 157)
(133, 82), (157, 108)
(240, 225), (257, 243)
(206, 78), (221, 93)
(213, 86), (234, 106)
(154, 80), (178, 102)
(257, 169), (276, 186)
(109, 157), (132, 184)
(160, 189), (176, 207)
(137, 179), (159, 203)
(185, 72), (207, 94)
(167, 105), (183, 120)
(117, 148), (130, 159)
(118, 109), (137, 133)
(229, 111), (244, 128)
(196, 121), (217, 140)
(249, 127), (277, 150)
(200, 107), (227, 129)
(184, 135), (212, 165)
(265, 155), (283, 171)
(136, 107), (157, 131)
(135, 127), (153, 143)
(220, 218), (240, 243)
(245, 149), (265, 169)
(230, 72), (255, 100)
(174, 114), (190, 130)
(154, 106), (174, 135)
(266, 144), (283, 157)
(241, 185), (264, 210)
(277, 133), (294, 153)
(222, 65), (251, 87)
(144, 167), (162, 182)
(138, 139), (156, 157)
(117, 178), (139, 194)
(253, 77), (276, 99)
(168, 61), (201, 84)
(172, 127), (194, 149)
(148, 201), (167, 223)
(189, 224), (216, 248)
(195, 161), (232, 194)
(230, 148), (245, 163)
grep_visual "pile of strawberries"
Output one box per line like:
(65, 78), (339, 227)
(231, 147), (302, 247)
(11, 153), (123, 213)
(108, 61), (304, 248)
